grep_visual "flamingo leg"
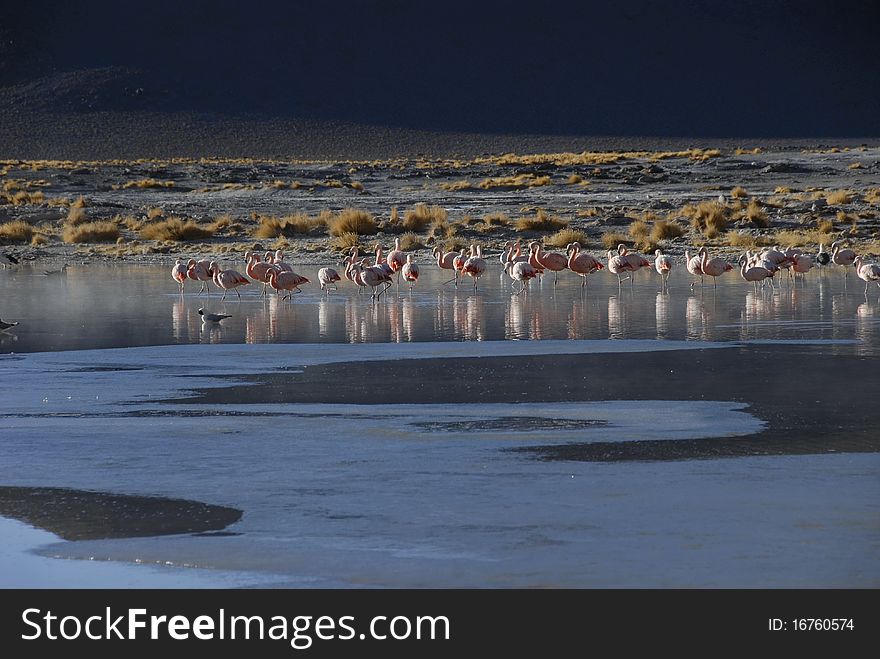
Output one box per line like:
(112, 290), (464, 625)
(221, 289), (228, 301)
(554, 271), (558, 286)
(236, 288), (241, 299)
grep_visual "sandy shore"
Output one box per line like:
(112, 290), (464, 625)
(2, 145), (878, 269)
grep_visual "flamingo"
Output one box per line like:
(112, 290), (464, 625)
(566, 242), (603, 288)
(527, 243), (546, 276)
(246, 252), (274, 296)
(0, 318), (18, 331)
(506, 260), (538, 294)
(386, 237), (406, 273)
(318, 267), (341, 293)
(606, 249), (633, 286)
(452, 248), (468, 287)
(853, 256), (880, 295)
(171, 259), (188, 293)
(816, 243), (831, 267)
(266, 267), (309, 300)
(700, 249), (733, 288)
(462, 244), (487, 292)
(739, 254), (773, 292)
(209, 262), (250, 300)
(532, 242), (568, 285)
(654, 249), (673, 288)
(401, 254), (419, 292)
(619, 244), (651, 286)
(791, 254), (814, 279)
(273, 250), (295, 273)
(831, 241), (857, 278)
(432, 246), (459, 285)
(351, 261), (392, 300)
(685, 248), (705, 286)
(187, 258), (213, 294)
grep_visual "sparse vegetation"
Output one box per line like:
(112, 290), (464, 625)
(66, 206), (88, 226)
(439, 180), (474, 191)
(140, 217), (214, 241)
(730, 186), (748, 198)
(398, 232), (424, 251)
(429, 219), (459, 240)
(848, 162), (863, 169)
(330, 232), (361, 252)
(63, 221), (120, 243)
(682, 201), (729, 238)
(479, 174), (552, 190)
(771, 229), (831, 249)
(577, 208), (600, 218)
(774, 186), (794, 194)
(742, 198), (770, 227)
(628, 220), (650, 242)
(254, 213), (324, 239)
(118, 178), (175, 189)
(734, 147), (762, 155)
(545, 228), (589, 248)
(567, 174), (583, 184)
(31, 233), (49, 246)
(482, 212), (510, 227)
(328, 209), (378, 236)
(350, 181), (365, 191)
(515, 209), (567, 232)
(650, 219), (685, 242)
(724, 232), (762, 249)
(864, 189), (880, 205)
(0, 220), (34, 243)
(825, 189), (854, 205)
(404, 204), (446, 231)
(601, 231), (630, 251)
(816, 219), (834, 234)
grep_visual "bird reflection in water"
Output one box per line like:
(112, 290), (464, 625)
(686, 294), (710, 341)
(855, 301), (877, 355)
(401, 296), (416, 342)
(607, 294), (627, 339)
(505, 293), (529, 339)
(655, 291), (670, 338)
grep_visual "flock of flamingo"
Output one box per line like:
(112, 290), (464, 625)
(171, 238), (880, 303)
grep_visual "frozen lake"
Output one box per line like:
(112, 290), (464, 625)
(1, 263), (878, 587)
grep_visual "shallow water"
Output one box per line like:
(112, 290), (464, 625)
(1, 263), (879, 352)
(1, 263), (879, 588)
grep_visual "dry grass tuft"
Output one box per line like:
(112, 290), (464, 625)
(724, 232), (761, 249)
(515, 209), (567, 232)
(146, 207), (164, 220)
(743, 198), (770, 227)
(70, 195), (87, 209)
(329, 232), (361, 251)
(628, 220), (650, 242)
(404, 204), (446, 232)
(734, 147), (762, 155)
(864, 188), (880, 205)
(328, 209), (378, 236)
(825, 189), (854, 205)
(682, 201), (730, 238)
(479, 174), (552, 190)
(350, 181), (365, 191)
(730, 186), (748, 198)
(848, 162), (863, 169)
(63, 221), (120, 243)
(816, 218), (834, 234)
(122, 216), (143, 231)
(66, 206), (88, 226)
(0, 220), (34, 243)
(439, 180), (474, 191)
(429, 219), (459, 240)
(482, 212), (510, 227)
(119, 178), (175, 189)
(31, 233), (49, 246)
(441, 237), (469, 252)
(577, 208), (600, 218)
(208, 214), (235, 234)
(254, 213), (323, 239)
(567, 174), (583, 184)
(398, 232), (424, 251)
(601, 231), (630, 251)
(650, 219), (685, 241)
(774, 186), (794, 194)
(771, 229), (831, 249)
(140, 217), (214, 241)
(545, 228), (589, 248)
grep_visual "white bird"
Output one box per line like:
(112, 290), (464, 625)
(0, 318), (19, 331)
(853, 256), (880, 295)
(462, 244), (487, 292)
(654, 249), (673, 288)
(505, 260), (538, 294)
(739, 254), (773, 292)
(831, 241), (857, 278)
(317, 267), (341, 293)
(198, 308), (232, 323)
(685, 248), (705, 286)
(401, 254), (419, 292)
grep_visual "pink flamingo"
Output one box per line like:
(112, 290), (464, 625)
(272, 250), (295, 274)
(318, 267), (341, 293)
(606, 249), (633, 286)
(527, 243), (546, 276)
(401, 254), (419, 292)
(171, 259), (188, 293)
(209, 262), (250, 300)
(187, 258), (213, 294)
(452, 248), (468, 287)
(432, 246), (459, 285)
(654, 249), (673, 288)
(532, 242), (568, 285)
(462, 244), (487, 292)
(853, 256), (880, 295)
(831, 241), (856, 278)
(700, 249), (733, 288)
(791, 253), (814, 279)
(266, 268), (309, 300)
(619, 244), (651, 286)
(245, 251), (274, 296)
(386, 237), (406, 273)
(566, 242), (603, 288)
(685, 248), (705, 286)
(506, 260), (538, 294)
(351, 261), (392, 300)
(739, 254), (773, 292)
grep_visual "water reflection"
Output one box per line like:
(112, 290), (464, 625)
(1, 264), (878, 353)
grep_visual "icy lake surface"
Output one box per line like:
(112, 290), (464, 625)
(1, 264), (878, 587)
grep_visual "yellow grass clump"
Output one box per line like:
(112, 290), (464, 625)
(650, 219), (685, 242)
(253, 213), (323, 239)
(774, 186), (793, 194)
(724, 232), (761, 249)
(848, 162), (863, 169)
(439, 180), (474, 191)
(328, 209), (378, 236)
(140, 217), (214, 241)
(682, 201), (729, 238)
(330, 232), (360, 251)
(545, 228), (589, 248)
(63, 221), (120, 243)
(66, 206), (88, 226)
(404, 204), (447, 232)
(771, 230), (831, 249)
(350, 181), (365, 191)
(0, 220), (34, 243)
(601, 231), (630, 251)
(515, 210), (567, 232)
(31, 233), (49, 246)
(734, 147), (762, 155)
(567, 174), (583, 184)
(479, 174), (552, 190)
(119, 178), (175, 189)
(398, 232), (424, 251)
(864, 189), (880, 205)
(429, 219), (459, 240)
(730, 186), (748, 198)
(743, 199), (770, 227)
(482, 212), (510, 227)
(825, 189), (854, 205)
(577, 208), (600, 218)
(816, 219), (834, 234)
(628, 220), (650, 242)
